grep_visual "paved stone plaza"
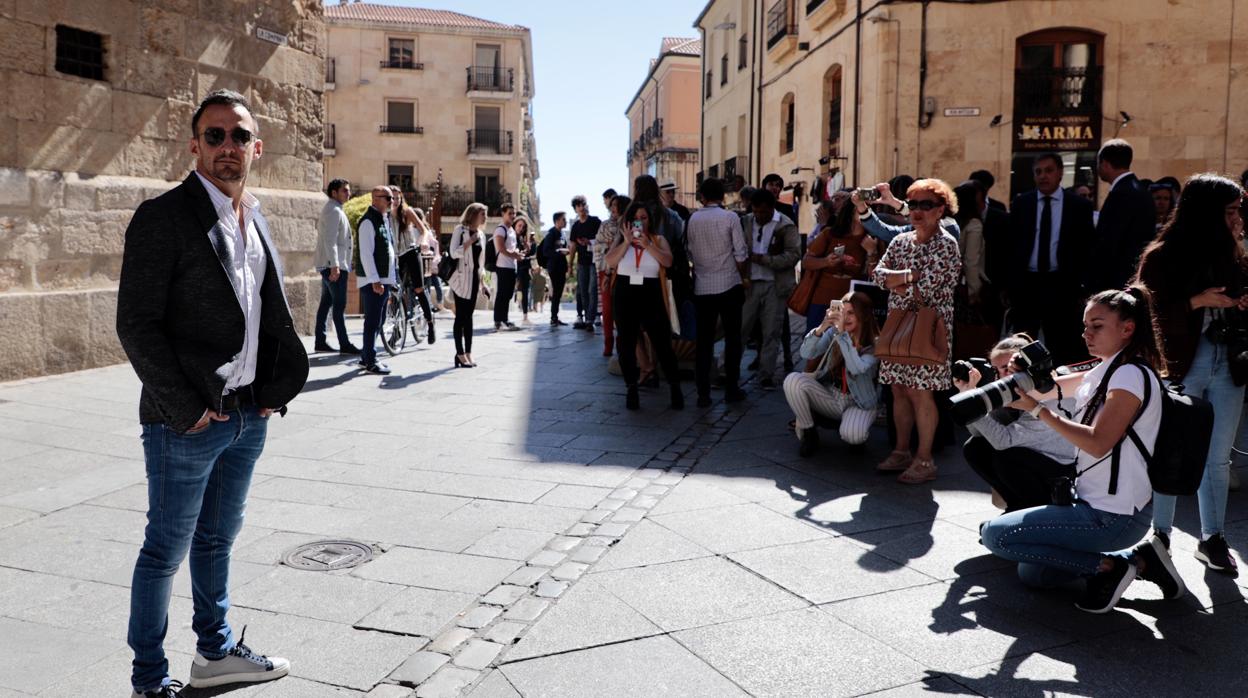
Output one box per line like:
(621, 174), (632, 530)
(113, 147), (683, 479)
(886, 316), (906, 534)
(1, 309), (1247, 697)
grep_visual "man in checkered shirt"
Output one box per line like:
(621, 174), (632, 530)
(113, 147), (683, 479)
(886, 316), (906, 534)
(684, 178), (750, 407)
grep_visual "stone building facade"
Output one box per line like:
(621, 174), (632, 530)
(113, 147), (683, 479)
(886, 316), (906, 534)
(696, 0), (1248, 231)
(625, 38), (701, 208)
(0, 0), (327, 381)
(323, 2), (538, 231)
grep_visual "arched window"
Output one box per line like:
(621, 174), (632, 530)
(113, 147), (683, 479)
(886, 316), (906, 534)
(780, 92), (795, 154)
(822, 64), (843, 158)
(1009, 28), (1105, 197)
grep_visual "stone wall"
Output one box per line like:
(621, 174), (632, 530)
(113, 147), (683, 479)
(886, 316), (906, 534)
(0, 0), (326, 381)
(0, 167), (323, 381)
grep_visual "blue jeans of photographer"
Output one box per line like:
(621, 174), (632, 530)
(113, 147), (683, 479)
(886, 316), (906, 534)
(129, 407), (268, 692)
(981, 501), (1151, 588)
(1153, 336), (1244, 538)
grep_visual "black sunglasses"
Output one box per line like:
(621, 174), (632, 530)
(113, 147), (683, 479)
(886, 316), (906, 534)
(376, 194), (393, 201)
(906, 199), (943, 212)
(199, 127), (254, 148)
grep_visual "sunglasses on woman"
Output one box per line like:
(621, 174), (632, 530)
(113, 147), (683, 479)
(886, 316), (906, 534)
(198, 127), (255, 148)
(906, 199), (943, 212)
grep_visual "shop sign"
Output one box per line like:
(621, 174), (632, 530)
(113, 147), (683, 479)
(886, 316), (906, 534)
(1013, 113), (1099, 152)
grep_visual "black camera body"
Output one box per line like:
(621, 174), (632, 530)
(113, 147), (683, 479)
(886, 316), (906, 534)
(951, 357), (994, 387)
(949, 341), (1056, 426)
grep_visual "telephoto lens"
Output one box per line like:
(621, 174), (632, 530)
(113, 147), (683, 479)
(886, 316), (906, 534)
(949, 371), (1037, 425)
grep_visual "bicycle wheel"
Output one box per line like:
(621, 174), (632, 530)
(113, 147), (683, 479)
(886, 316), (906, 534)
(410, 310), (427, 345)
(381, 287), (406, 356)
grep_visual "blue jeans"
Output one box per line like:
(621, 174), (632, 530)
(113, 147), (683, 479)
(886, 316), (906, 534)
(427, 274), (444, 304)
(360, 283), (389, 366)
(1153, 336), (1245, 538)
(981, 501), (1151, 587)
(129, 407), (268, 692)
(315, 269), (351, 348)
(576, 264), (597, 323)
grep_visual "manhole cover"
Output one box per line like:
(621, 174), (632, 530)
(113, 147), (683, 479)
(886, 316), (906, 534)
(281, 540), (375, 571)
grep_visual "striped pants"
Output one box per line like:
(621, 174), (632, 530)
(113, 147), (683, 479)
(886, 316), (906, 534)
(783, 372), (875, 445)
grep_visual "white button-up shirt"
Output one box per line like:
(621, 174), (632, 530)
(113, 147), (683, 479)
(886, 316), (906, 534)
(195, 171), (265, 391)
(1028, 187), (1063, 272)
(750, 211), (780, 282)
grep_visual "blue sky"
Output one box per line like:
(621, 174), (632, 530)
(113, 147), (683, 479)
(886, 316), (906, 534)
(411, 0), (707, 225)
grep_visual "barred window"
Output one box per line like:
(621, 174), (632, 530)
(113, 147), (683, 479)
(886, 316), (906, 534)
(55, 25), (106, 81)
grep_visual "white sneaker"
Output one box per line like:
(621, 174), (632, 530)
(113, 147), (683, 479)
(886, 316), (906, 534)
(187, 629), (289, 688)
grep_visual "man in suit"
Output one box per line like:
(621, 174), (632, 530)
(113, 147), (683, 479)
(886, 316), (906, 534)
(540, 211), (571, 325)
(117, 90), (308, 698)
(740, 188), (801, 389)
(1005, 152), (1096, 365)
(1091, 138), (1156, 292)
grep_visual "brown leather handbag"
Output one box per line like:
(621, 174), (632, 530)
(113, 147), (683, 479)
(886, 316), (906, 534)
(787, 268), (822, 316)
(874, 284), (948, 366)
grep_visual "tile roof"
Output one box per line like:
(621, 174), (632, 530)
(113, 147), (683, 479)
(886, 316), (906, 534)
(324, 2), (526, 32)
(661, 37), (701, 56)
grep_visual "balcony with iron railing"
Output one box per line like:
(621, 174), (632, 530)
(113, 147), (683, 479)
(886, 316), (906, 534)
(467, 66), (515, 94)
(467, 128), (514, 156)
(379, 123), (424, 135)
(806, 0), (846, 29)
(1013, 65), (1103, 115)
(380, 59), (424, 70)
(766, 0), (797, 55)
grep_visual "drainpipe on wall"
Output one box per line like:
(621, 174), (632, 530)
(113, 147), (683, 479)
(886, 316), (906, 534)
(754, 2), (765, 185)
(852, 0), (863, 184)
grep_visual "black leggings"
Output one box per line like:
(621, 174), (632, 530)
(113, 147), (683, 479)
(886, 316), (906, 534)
(453, 282), (479, 355)
(614, 278), (679, 389)
(963, 435), (1075, 512)
(517, 267), (532, 313)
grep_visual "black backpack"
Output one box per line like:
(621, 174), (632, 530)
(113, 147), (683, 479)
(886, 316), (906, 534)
(483, 225), (504, 272)
(536, 235), (550, 269)
(1104, 362), (1214, 497)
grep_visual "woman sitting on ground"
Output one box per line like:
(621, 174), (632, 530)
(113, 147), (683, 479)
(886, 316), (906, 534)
(981, 287), (1185, 614)
(783, 291), (880, 456)
(956, 334), (1076, 513)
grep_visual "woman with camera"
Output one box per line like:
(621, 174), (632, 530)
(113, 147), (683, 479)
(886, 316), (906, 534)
(1135, 173), (1248, 575)
(872, 179), (963, 484)
(783, 292), (880, 456)
(955, 334), (1076, 512)
(981, 287), (1185, 613)
(449, 203), (488, 368)
(800, 197), (867, 332)
(604, 201), (682, 410)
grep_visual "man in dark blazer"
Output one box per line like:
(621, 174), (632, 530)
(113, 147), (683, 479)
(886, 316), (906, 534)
(117, 90), (307, 697)
(540, 211), (571, 325)
(970, 169), (1008, 214)
(1090, 138), (1156, 292)
(1005, 152), (1096, 365)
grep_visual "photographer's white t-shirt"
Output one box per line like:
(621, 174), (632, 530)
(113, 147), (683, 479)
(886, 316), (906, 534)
(1073, 352), (1161, 515)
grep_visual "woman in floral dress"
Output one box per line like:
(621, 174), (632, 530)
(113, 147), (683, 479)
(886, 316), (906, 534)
(872, 179), (962, 484)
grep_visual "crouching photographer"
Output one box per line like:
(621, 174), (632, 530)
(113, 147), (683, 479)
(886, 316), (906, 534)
(953, 334), (1077, 513)
(979, 287), (1186, 614)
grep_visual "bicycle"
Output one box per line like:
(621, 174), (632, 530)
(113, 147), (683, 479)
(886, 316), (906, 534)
(380, 276), (429, 356)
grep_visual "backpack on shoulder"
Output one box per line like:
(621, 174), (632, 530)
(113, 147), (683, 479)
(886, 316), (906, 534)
(483, 225), (504, 272)
(1104, 362), (1214, 497)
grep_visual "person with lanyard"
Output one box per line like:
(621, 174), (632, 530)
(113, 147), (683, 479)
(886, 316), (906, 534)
(604, 200), (683, 411)
(981, 287), (1186, 614)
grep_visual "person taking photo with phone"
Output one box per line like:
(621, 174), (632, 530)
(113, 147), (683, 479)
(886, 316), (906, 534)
(604, 201), (683, 411)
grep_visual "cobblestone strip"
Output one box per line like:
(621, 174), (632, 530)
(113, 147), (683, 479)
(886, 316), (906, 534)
(373, 404), (746, 697)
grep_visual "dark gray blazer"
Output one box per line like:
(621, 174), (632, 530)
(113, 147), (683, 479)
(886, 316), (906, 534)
(116, 173), (309, 433)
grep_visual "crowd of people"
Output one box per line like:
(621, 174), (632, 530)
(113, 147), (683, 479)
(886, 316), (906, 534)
(312, 137), (1248, 616)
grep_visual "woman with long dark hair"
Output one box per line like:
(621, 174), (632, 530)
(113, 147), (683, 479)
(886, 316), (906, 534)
(783, 291), (880, 456)
(801, 194), (867, 332)
(449, 203), (487, 368)
(1135, 173), (1248, 575)
(397, 204), (435, 344)
(982, 287), (1182, 613)
(604, 200), (682, 410)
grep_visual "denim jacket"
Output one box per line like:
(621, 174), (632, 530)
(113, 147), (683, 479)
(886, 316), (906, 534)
(799, 328), (880, 409)
(860, 210), (961, 244)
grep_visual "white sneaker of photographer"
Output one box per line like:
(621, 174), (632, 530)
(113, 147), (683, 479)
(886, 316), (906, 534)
(187, 628), (289, 689)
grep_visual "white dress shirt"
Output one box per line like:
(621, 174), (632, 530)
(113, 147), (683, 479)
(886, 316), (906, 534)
(194, 171), (266, 392)
(750, 211), (780, 282)
(357, 212), (397, 288)
(1028, 187), (1063, 272)
(685, 204), (747, 295)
